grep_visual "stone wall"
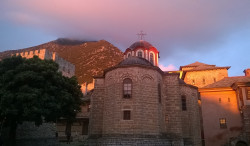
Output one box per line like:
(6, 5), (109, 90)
(15, 122), (59, 146)
(184, 69), (228, 88)
(180, 85), (202, 146)
(162, 74), (183, 137)
(89, 78), (105, 137)
(15, 49), (50, 60)
(242, 105), (250, 143)
(15, 49), (75, 78)
(89, 65), (202, 145)
(16, 122), (56, 139)
(53, 52), (75, 77)
(102, 67), (162, 136)
(85, 136), (184, 146)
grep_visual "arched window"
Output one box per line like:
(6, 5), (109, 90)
(137, 51), (142, 58)
(127, 53), (131, 58)
(150, 53), (154, 64)
(158, 83), (161, 103)
(123, 78), (132, 98)
(181, 95), (187, 111)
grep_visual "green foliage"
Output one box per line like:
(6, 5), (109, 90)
(0, 56), (83, 127)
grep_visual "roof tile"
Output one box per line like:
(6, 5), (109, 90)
(203, 76), (250, 88)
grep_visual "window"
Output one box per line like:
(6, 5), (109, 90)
(192, 80), (195, 85)
(203, 78), (206, 85)
(123, 78), (132, 98)
(181, 95), (187, 111)
(137, 51), (142, 57)
(127, 53), (131, 57)
(219, 98), (221, 103)
(228, 98), (230, 102)
(149, 53), (154, 64)
(214, 78), (216, 83)
(247, 88), (250, 100)
(219, 118), (227, 129)
(123, 110), (131, 120)
(158, 83), (161, 103)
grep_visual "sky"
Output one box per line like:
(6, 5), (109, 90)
(0, 0), (250, 76)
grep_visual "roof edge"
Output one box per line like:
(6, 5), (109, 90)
(199, 87), (233, 92)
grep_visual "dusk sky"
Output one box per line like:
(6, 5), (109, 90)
(0, 0), (250, 76)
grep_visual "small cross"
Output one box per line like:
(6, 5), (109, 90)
(136, 31), (147, 40)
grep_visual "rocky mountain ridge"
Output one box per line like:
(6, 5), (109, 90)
(0, 38), (124, 84)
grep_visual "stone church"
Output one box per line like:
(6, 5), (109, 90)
(87, 40), (202, 145)
(11, 39), (250, 146)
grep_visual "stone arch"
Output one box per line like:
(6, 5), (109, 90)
(236, 141), (248, 146)
(141, 74), (154, 84)
(120, 73), (135, 82)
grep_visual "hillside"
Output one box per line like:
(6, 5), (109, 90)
(0, 38), (124, 84)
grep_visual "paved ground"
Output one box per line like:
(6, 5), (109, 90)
(59, 141), (86, 146)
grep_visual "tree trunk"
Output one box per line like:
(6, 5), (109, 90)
(7, 121), (17, 146)
(65, 120), (72, 144)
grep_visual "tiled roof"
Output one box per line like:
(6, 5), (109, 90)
(180, 61), (230, 71)
(182, 61), (212, 67)
(118, 56), (153, 66)
(129, 40), (154, 50)
(203, 76), (250, 88)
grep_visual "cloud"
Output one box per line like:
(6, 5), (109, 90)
(1, 0), (250, 76)
(159, 64), (178, 71)
(1, 0), (250, 50)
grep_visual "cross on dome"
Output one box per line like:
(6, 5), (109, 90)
(136, 31), (147, 40)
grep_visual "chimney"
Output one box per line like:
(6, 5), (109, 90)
(243, 68), (250, 76)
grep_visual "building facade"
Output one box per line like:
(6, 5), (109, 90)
(13, 41), (250, 146)
(87, 41), (202, 145)
(181, 63), (250, 146)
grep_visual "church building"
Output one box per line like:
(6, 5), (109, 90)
(87, 40), (202, 145)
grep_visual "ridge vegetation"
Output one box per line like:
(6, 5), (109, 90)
(0, 38), (124, 84)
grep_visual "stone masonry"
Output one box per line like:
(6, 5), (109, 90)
(88, 56), (202, 146)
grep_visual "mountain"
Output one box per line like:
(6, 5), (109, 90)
(0, 38), (124, 84)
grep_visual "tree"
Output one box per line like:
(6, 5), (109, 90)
(0, 56), (83, 145)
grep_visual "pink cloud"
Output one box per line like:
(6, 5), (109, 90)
(159, 64), (178, 71)
(1, 0), (250, 52)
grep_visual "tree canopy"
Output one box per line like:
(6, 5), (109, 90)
(0, 56), (83, 144)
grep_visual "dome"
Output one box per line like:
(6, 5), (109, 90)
(118, 56), (153, 66)
(129, 40), (154, 50)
